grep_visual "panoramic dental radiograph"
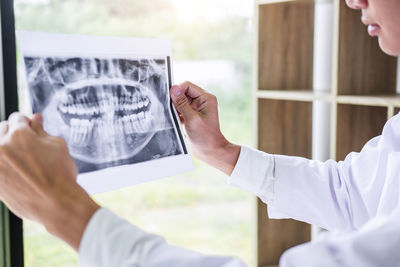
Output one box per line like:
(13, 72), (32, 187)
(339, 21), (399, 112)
(23, 56), (183, 173)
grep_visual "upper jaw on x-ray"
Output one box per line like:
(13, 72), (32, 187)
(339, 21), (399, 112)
(24, 57), (178, 168)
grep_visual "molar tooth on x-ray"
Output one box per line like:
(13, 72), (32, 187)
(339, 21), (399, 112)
(22, 57), (183, 173)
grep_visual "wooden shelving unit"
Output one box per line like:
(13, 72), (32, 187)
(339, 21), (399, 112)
(254, 0), (399, 266)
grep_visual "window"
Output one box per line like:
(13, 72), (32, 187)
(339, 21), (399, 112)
(0, 0), (24, 265)
(14, 0), (254, 266)
(0, 204), (10, 267)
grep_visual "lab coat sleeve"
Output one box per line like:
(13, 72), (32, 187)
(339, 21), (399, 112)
(279, 208), (400, 267)
(268, 130), (390, 231)
(79, 208), (247, 267)
(230, 114), (400, 231)
(228, 146), (275, 204)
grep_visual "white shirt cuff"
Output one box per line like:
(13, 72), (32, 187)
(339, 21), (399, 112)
(228, 146), (276, 204)
(78, 208), (108, 267)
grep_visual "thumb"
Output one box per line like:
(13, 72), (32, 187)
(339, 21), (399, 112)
(30, 113), (47, 137)
(170, 85), (197, 120)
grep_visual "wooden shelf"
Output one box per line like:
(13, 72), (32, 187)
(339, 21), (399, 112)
(257, 1), (314, 91)
(256, 92), (400, 108)
(336, 104), (387, 161)
(258, 99), (312, 266)
(337, 95), (400, 107)
(256, 90), (331, 102)
(255, 0), (398, 266)
(256, 1), (315, 266)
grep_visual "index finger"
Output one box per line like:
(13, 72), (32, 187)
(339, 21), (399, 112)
(30, 113), (47, 137)
(178, 81), (205, 99)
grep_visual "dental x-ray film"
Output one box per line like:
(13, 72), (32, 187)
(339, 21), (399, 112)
(17, 31), (193, 194)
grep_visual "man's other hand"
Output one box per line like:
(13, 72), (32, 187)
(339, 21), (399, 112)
(0, 112), (99, 251)
(170, 82), (240, 175)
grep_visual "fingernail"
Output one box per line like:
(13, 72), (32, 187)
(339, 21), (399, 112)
(173, 87), (181, 97)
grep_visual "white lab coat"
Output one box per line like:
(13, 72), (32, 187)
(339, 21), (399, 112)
(79, 113), (400, 266)
(79, 208), (246, 267)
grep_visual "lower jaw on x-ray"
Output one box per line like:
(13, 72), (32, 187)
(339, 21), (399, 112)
(25, 57), (183, 173)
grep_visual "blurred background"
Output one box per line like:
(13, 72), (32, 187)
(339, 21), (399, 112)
(14, 0), (255, 266)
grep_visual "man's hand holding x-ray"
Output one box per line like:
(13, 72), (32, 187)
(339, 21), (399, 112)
(0, 112), (99, 251)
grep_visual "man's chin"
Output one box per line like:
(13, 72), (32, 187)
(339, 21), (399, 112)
(378, 37), (400, 57)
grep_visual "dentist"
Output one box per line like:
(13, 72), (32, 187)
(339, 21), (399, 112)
(0, 0), (399, 266)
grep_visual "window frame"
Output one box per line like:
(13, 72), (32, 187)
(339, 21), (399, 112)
(0, 0), (24, 266)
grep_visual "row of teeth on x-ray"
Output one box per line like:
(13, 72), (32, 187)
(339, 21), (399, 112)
(58, 96), (150, 115)
(69, 111), (151, 146)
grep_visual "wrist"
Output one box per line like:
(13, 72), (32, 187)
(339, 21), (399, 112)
(207, 140), (241, 175)
(44, 188), (100, 251)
